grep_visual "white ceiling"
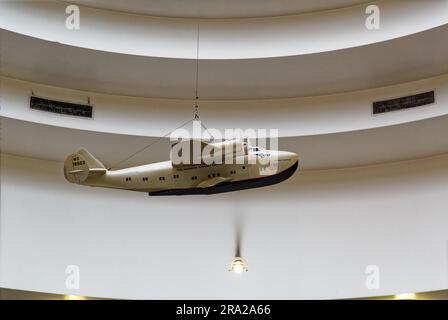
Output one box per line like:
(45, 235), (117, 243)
(4, 0), (447, 60)
(2, 25), (448, 99)
(65, 0), (371, 19)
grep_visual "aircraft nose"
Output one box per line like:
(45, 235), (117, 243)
(279, 151), (298, 163)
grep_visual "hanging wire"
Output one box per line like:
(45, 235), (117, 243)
(194, 104), (199, 120)
(107, 23), (218, 170)
(194, 23), (200, 118)
(107, 117), (194, 170)
(193, 23), (215, 141)
(200, 120), (215, 142)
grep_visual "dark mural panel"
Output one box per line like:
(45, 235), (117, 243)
(30, 96), (93, 118)
(373, 91), (435, 114)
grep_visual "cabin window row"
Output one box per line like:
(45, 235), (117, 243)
(126, 170), (245, 182)
(127, 177), (167, 182)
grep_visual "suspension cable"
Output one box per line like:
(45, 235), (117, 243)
(107, 24), (218, 170)
(193, 23), (214, 140)
(107, 117), (195, 170)
(194, 23), (200, 116)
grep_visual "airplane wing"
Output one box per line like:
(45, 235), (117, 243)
(196, 176), (233, 188)
(170, 139), (247, 168)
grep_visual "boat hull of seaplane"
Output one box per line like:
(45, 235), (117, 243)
(147, 160), (298, 195)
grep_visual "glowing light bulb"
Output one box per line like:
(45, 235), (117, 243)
(230, 257), (247, 273)
(64, 295), (86, 300)
(394, 293), (416, 300)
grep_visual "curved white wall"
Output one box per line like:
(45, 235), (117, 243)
(1, 153), (448, 299)
(2, 75), (447, 138)
(2, 7), (448, 99)
(3, 114), (448, 171)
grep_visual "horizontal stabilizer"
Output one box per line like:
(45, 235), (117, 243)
(88, 168), (107, 174)
(68, 169), (85, 174)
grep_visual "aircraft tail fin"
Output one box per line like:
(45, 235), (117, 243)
(64, 148), (107, 184)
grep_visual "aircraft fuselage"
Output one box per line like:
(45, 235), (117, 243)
(64, 148), (299, 196)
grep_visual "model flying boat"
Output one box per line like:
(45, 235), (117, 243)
(64, 139), (298, 195)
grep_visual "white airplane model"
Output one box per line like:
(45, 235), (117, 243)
(64, 139), (298, 195)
